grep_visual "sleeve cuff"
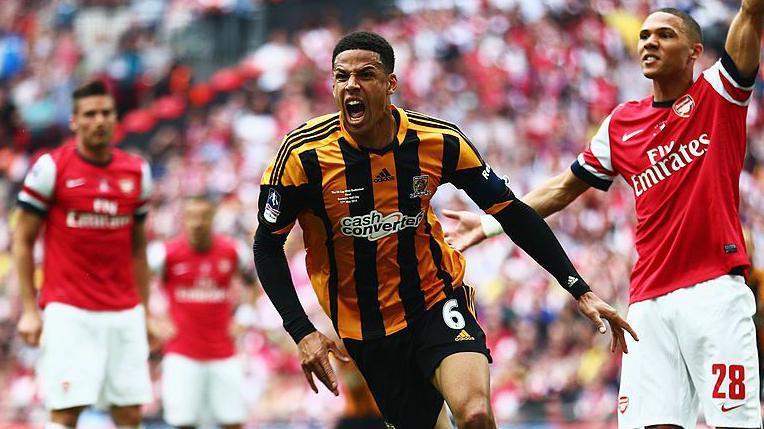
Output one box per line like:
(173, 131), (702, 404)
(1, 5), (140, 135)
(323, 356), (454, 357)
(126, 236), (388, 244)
(570, 161), (613, 191)
(722, 49), (758, 88)
(481, 214), (504, 238)
(17, 200), (47, 217)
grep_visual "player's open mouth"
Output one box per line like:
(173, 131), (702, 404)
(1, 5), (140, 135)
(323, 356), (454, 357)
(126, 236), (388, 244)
(642, 54), (659, 66)
(345, 98), (366, 125)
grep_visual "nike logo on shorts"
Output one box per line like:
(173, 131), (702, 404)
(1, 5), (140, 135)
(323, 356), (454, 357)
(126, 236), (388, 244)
(721, 403), (745, 412)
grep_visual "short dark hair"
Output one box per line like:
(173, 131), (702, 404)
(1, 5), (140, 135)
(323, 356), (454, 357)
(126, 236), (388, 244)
(332, 31), (395, 73)
(654, 7), (703, 44)
(72, 80), (112, 112)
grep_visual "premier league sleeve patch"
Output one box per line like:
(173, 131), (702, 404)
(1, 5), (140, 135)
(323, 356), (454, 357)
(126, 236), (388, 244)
(263, 188), (281, 223)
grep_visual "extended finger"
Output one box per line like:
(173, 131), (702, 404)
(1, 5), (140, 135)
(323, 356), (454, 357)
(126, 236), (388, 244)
(615, 326), (628, 354)
(320, 359), (339, 396)
(302, 366), (318, 393)
(312, 360), (338, 395)
(621, 318), (639, 342)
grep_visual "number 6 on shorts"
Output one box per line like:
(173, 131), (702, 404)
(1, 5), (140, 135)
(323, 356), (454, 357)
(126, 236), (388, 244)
(442, 299), (465, 330)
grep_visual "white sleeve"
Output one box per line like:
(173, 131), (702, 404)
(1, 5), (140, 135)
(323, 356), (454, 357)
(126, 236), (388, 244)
(571, 113), (617, 191)
(136, 159), (152, 217)
(147, 241), (167, 276)
(17, 154), (56, 214)
(702, 60), (755, 107)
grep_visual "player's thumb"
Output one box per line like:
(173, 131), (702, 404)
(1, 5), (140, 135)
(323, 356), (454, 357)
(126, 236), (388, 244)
(592, 314), (607, 334)
(329, 342), (352, 362)
(442, 209), (459, 220)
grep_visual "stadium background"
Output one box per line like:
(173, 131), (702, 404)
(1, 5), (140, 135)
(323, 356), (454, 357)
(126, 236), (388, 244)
(1, 0), (763, 427)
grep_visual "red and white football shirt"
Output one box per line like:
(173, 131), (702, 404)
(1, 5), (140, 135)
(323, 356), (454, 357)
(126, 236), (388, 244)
(148, 235), (250, 360)
(17, 142), (152, 310)
(573, 54), (753, 303)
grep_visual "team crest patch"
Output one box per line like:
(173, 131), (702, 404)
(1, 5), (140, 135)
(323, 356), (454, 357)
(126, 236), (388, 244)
(673, 94), (695, 118)
(410, 175), (431, 198)
(118, 178), (135, 194)
(618, 396), (629, 414)
(264, 188), (281, 223)
(218, 259), (232, 273)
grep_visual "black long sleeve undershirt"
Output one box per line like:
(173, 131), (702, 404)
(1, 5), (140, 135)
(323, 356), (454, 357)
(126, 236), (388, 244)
(253, 225), (316, 344)
(492, 197), (592, 299)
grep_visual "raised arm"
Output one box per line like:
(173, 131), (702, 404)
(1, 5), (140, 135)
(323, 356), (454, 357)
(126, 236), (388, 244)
(726, 0), (764, 77)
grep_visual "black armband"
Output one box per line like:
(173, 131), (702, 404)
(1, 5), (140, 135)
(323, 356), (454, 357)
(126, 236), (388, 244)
(253, 225), (316, 343)
(493, 197), (592, 299)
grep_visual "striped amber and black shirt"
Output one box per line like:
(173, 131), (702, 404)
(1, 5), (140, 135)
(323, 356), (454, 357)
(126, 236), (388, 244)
(258, 105), (513, 340)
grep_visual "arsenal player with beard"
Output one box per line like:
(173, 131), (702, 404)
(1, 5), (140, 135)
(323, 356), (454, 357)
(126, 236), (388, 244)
(444, 4), (764, 428)
(14, 80), (154, 429)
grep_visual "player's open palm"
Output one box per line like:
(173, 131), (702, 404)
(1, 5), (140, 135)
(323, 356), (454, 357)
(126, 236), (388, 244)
(298, 331), (351, 396)
(18, 310), (43, 347)
(442, 210), (487, 252)
(577, 291), (639, 354)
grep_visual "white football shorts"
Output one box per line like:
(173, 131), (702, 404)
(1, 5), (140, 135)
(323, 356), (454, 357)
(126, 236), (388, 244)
(38, 303), (153, 410)
(161, 353), (246, 426)
(618, 274), (761, 428)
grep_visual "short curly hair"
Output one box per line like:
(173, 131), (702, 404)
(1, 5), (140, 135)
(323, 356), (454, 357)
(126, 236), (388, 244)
(332, 31), (395, 73)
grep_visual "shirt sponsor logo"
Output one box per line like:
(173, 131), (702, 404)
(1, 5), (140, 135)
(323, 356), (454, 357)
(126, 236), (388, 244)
(340, 210), (423, 241)
(630, 133), (710, 197)
(264, 188), (281, 223)
(66, 211), (131, 229)
(410, 175), (431, 198)
(673, 94), (695, 118)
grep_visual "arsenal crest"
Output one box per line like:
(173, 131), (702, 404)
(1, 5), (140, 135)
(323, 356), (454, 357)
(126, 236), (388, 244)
(410, 175), (431, 198)
(119, 178), (135, 194)
(218, 259), (232, 273)
(673, 94), (695, 118)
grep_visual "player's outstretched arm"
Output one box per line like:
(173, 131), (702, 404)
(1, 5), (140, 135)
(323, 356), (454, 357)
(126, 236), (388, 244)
(443, 170), (591, 251)
(253, 225), (351, 394)
(490, 198), (638, 352)
(13, 209), (44, 347)
(451, 161), (635, 350)
(726, 0), (764, 77)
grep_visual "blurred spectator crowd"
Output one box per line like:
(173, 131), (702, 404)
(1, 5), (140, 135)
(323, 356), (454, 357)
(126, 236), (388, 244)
(2, 0), (764, 427)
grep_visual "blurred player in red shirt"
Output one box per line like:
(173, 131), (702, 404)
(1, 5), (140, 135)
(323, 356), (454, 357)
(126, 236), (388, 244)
(14, 80), (154, 429)
(445, 4), (764, 428)
(148, 196), (254, 429)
